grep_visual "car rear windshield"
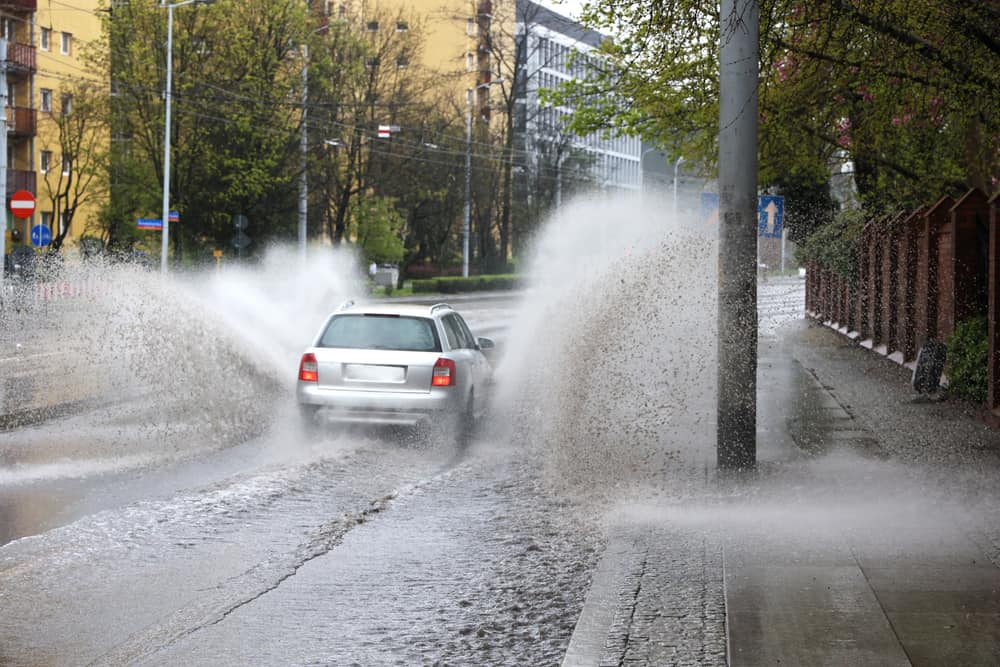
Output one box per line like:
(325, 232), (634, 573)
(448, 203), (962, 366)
(319, 314), (440, 352)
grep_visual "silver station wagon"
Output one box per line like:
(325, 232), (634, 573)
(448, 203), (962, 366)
(296, 301), (495, 437)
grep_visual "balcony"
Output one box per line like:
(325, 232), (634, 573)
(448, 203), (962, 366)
(6, 43), (36, 76)
(6, 106), (36, 137)
(0, 0), (37, 11)
(7, 169), (36, 195)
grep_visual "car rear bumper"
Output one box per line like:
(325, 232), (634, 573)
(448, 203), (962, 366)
(296, 383), (463, 426)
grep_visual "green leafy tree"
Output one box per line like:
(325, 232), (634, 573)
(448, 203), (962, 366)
(101, 0), (314, 262)
(353, 196), (406, 264)
(554, 0), (999, 219)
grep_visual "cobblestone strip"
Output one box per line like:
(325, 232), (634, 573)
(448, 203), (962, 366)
(616, 531), (727, 667)
(562, 534), (643, 667)
(566, 528), (728, 667)
(599, 542), (648, 666)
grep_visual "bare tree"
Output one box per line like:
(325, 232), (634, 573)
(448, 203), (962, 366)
(38, 81), (109, 252)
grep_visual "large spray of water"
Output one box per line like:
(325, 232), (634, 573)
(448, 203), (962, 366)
(493, 193), (718, 499)
(1, 246), (362, 473)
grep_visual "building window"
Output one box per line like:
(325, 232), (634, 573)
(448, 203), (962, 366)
(62, 154), (71, 175)
(396, 56), (409, 69)
(466, 52), (474, 71)
(364, 56), (379, 68)
(1, 19), (13, 42)
(40, 27), (51, 51)
(61, 93), (73, 115)
(396, 20), (408, 32)
(61, 32), (72, 55)
(366, 21), (379, 32)
(40, 89), (52, 112)
(41, 212), (53, 230)
(40, 150), (52, 173)
(466, 18), (476, 36)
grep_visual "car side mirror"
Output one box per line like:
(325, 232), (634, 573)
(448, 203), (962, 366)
(477, 337), (495, 350)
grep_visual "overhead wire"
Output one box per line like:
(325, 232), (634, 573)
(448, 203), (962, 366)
(4, 5), (619, 184)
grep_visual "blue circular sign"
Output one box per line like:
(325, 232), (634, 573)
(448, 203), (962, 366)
(30, 224), (52, 247)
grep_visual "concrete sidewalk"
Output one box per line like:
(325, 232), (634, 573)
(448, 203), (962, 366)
(564, 319), (1000, 667)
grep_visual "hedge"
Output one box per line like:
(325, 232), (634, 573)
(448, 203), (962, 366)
(947, 316), (988, 404)
(410, 274), (524, 294)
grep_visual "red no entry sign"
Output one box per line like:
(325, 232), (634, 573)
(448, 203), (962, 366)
(10, 190), (35, 219)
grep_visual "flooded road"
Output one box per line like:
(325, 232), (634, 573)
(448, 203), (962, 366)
(0, 213), (810, 665)
(0, 257), (607, 664)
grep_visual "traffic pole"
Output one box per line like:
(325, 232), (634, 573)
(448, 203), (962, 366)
(0, 38), (8, 293)
(298, 44), (308, 260)
(717, 0), (758, 470)
(462, 91), (471, 278)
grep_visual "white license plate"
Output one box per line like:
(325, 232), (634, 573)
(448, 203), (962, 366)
(343, 364), (405, 382)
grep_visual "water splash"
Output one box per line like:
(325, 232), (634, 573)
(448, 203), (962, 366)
(0, 245), (363, 474)
(493, 193), (718, 498)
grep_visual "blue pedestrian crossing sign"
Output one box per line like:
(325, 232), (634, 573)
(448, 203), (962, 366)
(700, 193), (785, 238)
(30, 224), (52, 247)
(758, 195), (784, 238)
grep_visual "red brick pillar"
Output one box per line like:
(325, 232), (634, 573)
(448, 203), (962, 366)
(831, 272), (840, 326)
(847, 277), (858, 334)
(897, 208), (923, 362)
(824, 272), (831, 323)
(948, 189), (989, 328)
(989, 194), (1000, 412)
(915, 196), (953, 351)
(868, 219), (886, 347)
(881, 213), (902, 353)
(856, 228), (870, 338)
(806, 263), (819, 315)
(837, 273), (846, 328)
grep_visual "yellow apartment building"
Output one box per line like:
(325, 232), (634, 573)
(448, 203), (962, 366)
(2, 0), (104, 258)
(326, 0), (513, 128)
(2, 0), (512, 263)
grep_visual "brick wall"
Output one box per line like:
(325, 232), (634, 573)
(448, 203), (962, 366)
(989, 195), (999, 411)
(806, 188), (997, 414)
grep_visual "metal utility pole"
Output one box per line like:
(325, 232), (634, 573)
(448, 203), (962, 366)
(462, 89), (472, 278)
(160, 0), (214, 273)
(299, 44), (308, 260)
(160, 4), (175, 273)
(672, 156), (684, 219)
(717, 0), (758, 470)
(0, 39), (7, 292)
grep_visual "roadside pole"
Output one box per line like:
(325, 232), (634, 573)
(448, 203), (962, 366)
(0, 37), (7, 292)
(298, 44), (308, 260)
(717, 0), (758, 470)
(0, 39), (7, 293)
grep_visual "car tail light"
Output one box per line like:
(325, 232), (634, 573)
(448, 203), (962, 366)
(432, 358), (456, 387)
(299, 353), (318, 382)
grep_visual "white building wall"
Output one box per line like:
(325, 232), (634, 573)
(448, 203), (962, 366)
(519, 20), (641, 192)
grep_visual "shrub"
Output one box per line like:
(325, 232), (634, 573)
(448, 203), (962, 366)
(410, 274), (523, 294)
(946, 316), (988, 404)
(795, 207), (866, 280)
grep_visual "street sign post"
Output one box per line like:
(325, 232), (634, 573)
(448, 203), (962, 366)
(701, 192), (784, 238)
(757, 195), (784, 238)
(137, 211), (178, 230)
(30, 224), (52, 247)
(10, 190), (34, 219)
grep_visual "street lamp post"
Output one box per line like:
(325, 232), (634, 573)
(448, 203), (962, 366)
(463, 89), (472, 278)
(672, 156), (684, 219)
(299, 43), (308, 261)
(463, 81), (502, 278)
(160, 0), (214, 274)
